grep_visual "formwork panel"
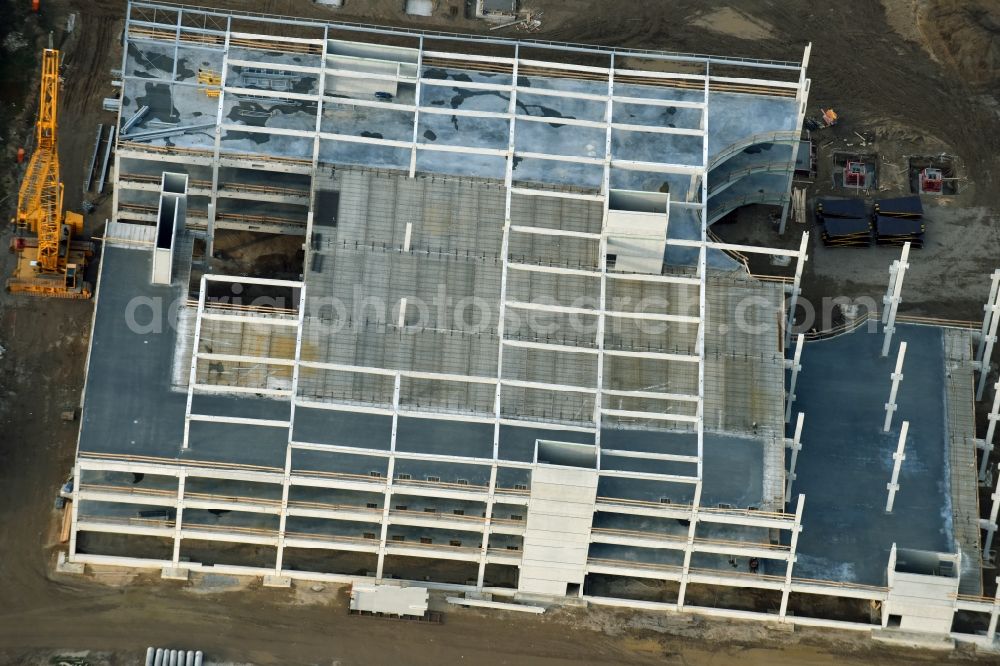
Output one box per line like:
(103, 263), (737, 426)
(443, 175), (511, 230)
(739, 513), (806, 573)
(507, 231), (600, 271)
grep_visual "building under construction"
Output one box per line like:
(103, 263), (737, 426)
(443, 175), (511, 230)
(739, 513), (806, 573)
(68, 0), (1000, 645)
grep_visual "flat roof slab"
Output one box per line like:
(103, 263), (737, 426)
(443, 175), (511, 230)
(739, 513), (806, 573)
(791, 324), (954, 586)
(80, 246), (186, 459)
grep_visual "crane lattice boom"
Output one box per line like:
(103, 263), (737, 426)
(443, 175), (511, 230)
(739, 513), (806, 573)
(8, 48), (91, 298)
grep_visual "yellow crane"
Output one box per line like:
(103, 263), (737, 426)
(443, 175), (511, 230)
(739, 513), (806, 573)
(9, 48), (92, 298)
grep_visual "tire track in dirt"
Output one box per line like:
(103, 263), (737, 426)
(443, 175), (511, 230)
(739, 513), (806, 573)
(61, 9), (117, 114)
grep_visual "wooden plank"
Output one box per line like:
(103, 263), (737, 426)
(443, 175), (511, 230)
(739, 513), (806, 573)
(60, 501), (73, 543)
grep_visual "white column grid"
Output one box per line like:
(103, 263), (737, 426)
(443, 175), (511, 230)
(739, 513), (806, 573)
(375, 372), (402, 580)
(593, 54), (614, 462)
(981, 381), (1000, 481)
(989, 575), (1000, 639)
(172, 472), (186, 564)
(482, 45), (519, 586)
(976, 270), (1000, 370)
(678, 63), (710, 611)
(881, 261), (898, 326)
(275, 282), (307, 574)
(784, 232), (809, 347)
(778, 494), (805, 618)
(310, 27), (328, 171)
(666, 237), (804, 258)
(784, 412), (805, 503)
(408, 35), (424, 178)
(784, 333), (804, 423)
(207, 18), (231, 252)
(112, 12), (829, 602)
(477, 463), (499, 587)
(274, 444), (293, 573)
(978, 280), (1000, 401)
(983, 463), (1000, 560)
(181, 276), (208, 449)
(885, 420), (908, 513)
(883, 341), (907, 433)
(881, 242), (910, 357)
(170, 10), (181, 85)
(68, 462), (82, 558)
(778, 45), (811, 235)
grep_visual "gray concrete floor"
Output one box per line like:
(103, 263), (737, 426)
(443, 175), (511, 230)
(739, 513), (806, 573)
(121, 38), (798, 195)
(790, 324), (955, 586)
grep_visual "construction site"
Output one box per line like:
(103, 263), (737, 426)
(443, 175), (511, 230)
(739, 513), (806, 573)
(4, 1), (1000, 664)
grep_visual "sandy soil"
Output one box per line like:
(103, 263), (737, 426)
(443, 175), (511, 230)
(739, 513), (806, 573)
(0, 569), (977, 666)
(2, 0), (1000, 663)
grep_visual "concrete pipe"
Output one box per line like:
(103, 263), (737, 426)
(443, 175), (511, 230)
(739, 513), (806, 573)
(185, 651), (195, 666)
(145, 647), (155, 666)
(154, 648), (164, 666)
(168, 650), (178, 666)
(194, 650), (204, 666)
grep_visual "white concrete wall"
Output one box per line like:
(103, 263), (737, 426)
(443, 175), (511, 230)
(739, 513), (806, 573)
(327, 39), (419, 64)
(885, 571), (959, 633)
(151, 247), (172, 284)
(518, 465), (598, 596)
(884, 548), (961, 635)
(606, 208), (668, 275)
(325, 57), (400, 97)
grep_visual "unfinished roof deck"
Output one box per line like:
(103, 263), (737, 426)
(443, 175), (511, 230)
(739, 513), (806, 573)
(115, 1), (807, 225)
(790, 324), (982, 592)
(71, 0), (828, 621)
(82, 170), (787, 469)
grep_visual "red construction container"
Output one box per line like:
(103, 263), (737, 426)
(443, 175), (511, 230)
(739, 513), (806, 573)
(919, 168), (943, 194)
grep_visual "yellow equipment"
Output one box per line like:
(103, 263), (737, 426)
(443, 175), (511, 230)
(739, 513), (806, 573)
(9, 48), (93, 298)
(197, 68), (221, 98)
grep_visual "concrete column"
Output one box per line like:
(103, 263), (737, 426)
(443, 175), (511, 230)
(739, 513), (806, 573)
(881, 261), (898, 326)
(779, 494), (805, 619)
(182, 277), (208, 450)
(68, 462), (82, 559)
(885, 421), (908, 512)
(979, 381), (1000, 482)
(983, 464), (1000, 561)
(784, 232), (809, 348)
(976, 270), (1000, 369)
(375, 456), (395, 581)
(205, 202), (216, 259)
(172, 472), (186, 564)
(376, 372), (402, 581)
(408, 34), (425, 178)
(881, 243), (910, 357)
(988, 575), (1000, 640)
(780, 43), (811, 237)
(207, 19), (230, 266)
(274, 445), (292, 574)
(785, 412), (805, 503)
(785, 333), (804, 423)
(882, 543), (898, 628)
(883, 341), (907, 432)
(978, 279), (1000, 401)
(476, 463), (499, 588)
(676, 483), (702, 610)
(778, 195), (792, 236)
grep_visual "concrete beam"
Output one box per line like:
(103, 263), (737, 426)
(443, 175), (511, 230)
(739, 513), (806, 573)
(187, 414), (291, 428)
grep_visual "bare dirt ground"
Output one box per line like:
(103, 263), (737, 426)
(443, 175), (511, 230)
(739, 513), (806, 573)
(0, 568), (977, 666)
(2, 0), (1000, 663)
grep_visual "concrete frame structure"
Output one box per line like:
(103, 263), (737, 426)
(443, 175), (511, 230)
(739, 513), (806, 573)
(65, 1), (1000, 648)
